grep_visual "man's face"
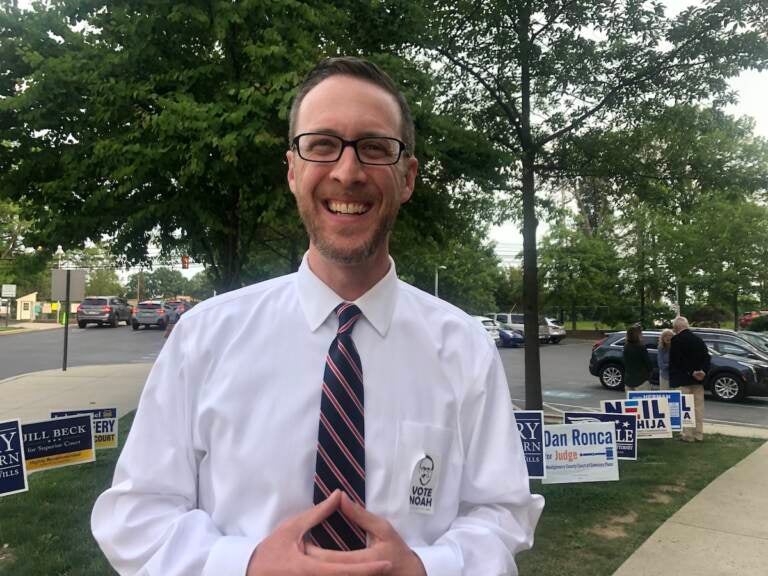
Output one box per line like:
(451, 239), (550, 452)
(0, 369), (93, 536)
(418, 457), (434, 486)
(287, 75), (417, 267)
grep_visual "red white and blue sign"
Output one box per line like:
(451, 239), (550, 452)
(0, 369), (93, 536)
(0, 419), (28, 497)
(627, 390), (683, 431)
(600, 398), (672, 439)
(513, 410), (545, 479)
(564, 412), (638, 460)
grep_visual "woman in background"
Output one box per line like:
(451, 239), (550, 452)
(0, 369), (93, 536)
(657, 329), (674, 390)
(624, 324), (653, 392)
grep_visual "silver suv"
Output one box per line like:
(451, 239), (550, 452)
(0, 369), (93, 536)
(77, 296), (131, 328)
(132, 300), (178, 330)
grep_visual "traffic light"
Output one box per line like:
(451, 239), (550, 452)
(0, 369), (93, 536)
(181, 255), (190, 269)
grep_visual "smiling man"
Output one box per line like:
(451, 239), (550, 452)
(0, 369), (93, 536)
(92, 57), (543, 576)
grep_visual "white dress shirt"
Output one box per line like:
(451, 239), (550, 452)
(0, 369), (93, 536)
(92, 257), (544, 575)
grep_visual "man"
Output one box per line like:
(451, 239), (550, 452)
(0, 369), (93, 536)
(92, 57), (543, 576)
(669, 316), (710, 442)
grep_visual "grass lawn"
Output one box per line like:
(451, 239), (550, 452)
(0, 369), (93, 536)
(516, 434), (765, 576)
(0, 414), (762, 576)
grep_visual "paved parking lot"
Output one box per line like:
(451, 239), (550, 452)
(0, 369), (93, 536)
(499, 339), (768, 428)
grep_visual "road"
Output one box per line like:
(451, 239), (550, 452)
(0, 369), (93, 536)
(500, 339), (768, 429)
(2, 329), (767, 428)
(0, 324), (164, 380)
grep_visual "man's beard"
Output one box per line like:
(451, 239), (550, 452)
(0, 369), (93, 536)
(299, 204), (399, 265)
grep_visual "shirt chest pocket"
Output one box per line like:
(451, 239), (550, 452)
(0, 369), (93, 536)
(387, 421), (461, 523)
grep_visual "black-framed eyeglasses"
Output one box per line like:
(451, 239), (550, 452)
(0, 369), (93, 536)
(291, 132), (407, 166)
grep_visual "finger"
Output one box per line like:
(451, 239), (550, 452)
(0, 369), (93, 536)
(306, 543), (377, 563)
(293, 490), (343, 533)
(340, 492), (390, 537)
(309, 557), (392, 576)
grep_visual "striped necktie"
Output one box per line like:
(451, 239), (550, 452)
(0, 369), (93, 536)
(310, 302), (366, 550)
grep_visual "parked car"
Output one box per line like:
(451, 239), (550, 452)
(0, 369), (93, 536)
(473, 316), (501, 345)
(739, 331), (768, 355)
(76, 296), (131, 328)
(484, 312), (550, 342)
(498, 324), (525, 347)
(690, 328), (768, 364)
(739, 310), (768, 328)
(165, 299), (194, 315)
(132, 300), (177, 330)
(544, 317), (567, 344)
(589, 331), (768, 402)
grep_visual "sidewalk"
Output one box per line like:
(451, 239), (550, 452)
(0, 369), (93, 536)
(2, 364), (767, 575)
(0, 321), (63, 335)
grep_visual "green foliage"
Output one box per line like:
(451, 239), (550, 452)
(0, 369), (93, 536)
(86, 268), (124, 297)
(126, 267), (188, 300)
(747, 315), (768, 332)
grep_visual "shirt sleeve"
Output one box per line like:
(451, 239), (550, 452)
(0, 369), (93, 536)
(90, 322), (258, 576)
(412, 344), (545, 575)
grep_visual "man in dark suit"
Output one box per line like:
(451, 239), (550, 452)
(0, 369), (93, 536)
(669, 316), (711, 442)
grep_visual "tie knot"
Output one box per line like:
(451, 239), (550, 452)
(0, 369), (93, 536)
(335, 303), (362, 334)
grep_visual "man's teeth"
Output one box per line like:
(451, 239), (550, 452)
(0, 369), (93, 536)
(328, 201), (368, 214)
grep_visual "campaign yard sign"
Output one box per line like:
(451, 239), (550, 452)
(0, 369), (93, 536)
(600, 397), (672, 439)
(513, 410), (545, 479)
(542, 422), (619, 484)
(0, 419), (28, 497)
(628, 390), (683, 431)
(563, 412), (638, 460)
(22, 414), (95, 472)
(52, 407), (118, 449)
(681, 394), (696, 429)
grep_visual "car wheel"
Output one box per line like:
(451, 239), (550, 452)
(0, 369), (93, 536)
(710, 373), (745, 402)
(78, 321), (86, 329)
(599, 364), (624, 390)
(550, 337), (561, 344)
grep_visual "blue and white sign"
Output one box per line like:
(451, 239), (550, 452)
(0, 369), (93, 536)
(601, 397), (672, 439)
(0, 419), (28, 497)
(542, 422), (619, 484)
(513, 410), (545, 479)
(52, 407), (118, 449)
(564, 412), (638, 460)
(681, 394), (696, 429)
(628, 390), (683, 431)
(22, 414), (95, 473)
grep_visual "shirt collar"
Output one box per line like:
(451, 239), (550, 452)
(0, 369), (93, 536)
(297, 253), (398, 337)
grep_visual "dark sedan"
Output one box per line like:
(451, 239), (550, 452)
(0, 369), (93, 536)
(589, 331), (768, 402)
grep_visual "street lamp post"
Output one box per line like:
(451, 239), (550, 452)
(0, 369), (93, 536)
(434, 265), (447, 298)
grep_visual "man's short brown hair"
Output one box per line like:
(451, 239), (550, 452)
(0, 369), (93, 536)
(288, 56), (415, 155)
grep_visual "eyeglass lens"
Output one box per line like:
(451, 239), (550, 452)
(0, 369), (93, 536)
(297, 134), (401, 165)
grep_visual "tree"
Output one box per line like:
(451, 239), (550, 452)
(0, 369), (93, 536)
(126, 268), (188, 300)
(0, 0), (350, 292)
(414, 0), (768, 408)
(86, 268), (124, 297)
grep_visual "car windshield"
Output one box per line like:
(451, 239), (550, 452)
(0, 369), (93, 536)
(740, 333), (768, 354)
(82, 298), (107, 306)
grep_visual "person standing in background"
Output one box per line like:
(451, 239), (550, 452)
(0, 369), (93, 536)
(670, 316), (710, 442)
(623, 324), (653, 392)
(657, 329), (674, 390)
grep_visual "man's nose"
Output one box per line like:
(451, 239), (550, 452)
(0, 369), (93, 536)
(329, 145), (367, 186)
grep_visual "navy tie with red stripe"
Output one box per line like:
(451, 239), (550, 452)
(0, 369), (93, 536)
(310, 302), (366, 550)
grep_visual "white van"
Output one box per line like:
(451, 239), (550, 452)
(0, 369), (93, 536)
(484, 312), (552, 342)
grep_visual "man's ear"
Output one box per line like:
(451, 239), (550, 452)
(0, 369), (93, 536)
(286, 149), (297, 196)
(400, 156), (418, 204)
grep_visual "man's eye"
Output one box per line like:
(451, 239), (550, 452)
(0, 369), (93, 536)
(305, 137), (339, 153)
(359, 140), (389, 157)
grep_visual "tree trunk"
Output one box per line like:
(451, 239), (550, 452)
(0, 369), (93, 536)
(522, 152), (542, 410)
(733, 289), (739, 332)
